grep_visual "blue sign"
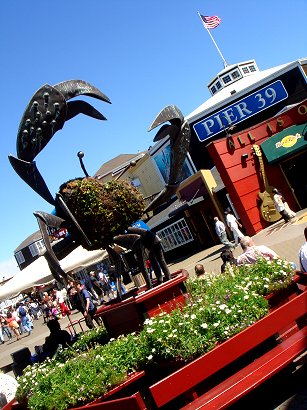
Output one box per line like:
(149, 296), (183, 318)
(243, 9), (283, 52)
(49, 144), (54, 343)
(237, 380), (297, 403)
(131, 220), (150, 230)
(193, 80), (288, 142)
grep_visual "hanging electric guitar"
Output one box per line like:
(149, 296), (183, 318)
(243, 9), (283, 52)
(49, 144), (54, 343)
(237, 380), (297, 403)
(252, 145), (281, 223)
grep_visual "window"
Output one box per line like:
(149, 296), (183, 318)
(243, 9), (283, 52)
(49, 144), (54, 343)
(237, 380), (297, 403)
(211, 85), (217, 95)
(29, 240), (46, 257)
(216, 81), (222, 90)
(15, 251), (25, 265)
(222, 75), (231, 84)
(231, 70), (240, 79)
(157, 219), (193, 251)
(242, 67), (249, 74)
(249, 65), (256, 72)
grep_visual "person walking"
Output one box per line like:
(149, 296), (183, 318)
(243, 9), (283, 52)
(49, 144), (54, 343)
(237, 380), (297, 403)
(0, 313), (12, 342)
(75, 280), (97, 329)
(53, 288), (71, 317)
(272, 188), (291, 222)
(98, 270), (115, 302)
(17, 304), (32, 336)
(225, 209), (244, 246)
(299, 227), (307, 272)
(5, 312), (20, 341)
(214, 217), (235, 249)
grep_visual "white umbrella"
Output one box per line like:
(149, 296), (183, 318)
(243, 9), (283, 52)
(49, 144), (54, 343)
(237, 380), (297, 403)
(0, 246), (107, 300)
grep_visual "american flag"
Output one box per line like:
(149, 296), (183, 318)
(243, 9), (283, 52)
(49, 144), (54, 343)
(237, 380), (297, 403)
(200, 15), (222, 29)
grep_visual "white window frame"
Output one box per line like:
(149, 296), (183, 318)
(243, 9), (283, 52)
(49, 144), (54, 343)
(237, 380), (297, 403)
(157, 218), (194, 252)
(15, 251), (25, 265)
(29, 240), (46, 257)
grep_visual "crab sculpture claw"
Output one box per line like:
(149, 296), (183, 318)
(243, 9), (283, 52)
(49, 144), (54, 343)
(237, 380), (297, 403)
(145, 105), (191, 212)
(9, 80), (111, 204)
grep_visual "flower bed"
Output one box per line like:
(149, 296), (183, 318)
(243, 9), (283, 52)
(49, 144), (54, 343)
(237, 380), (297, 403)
(10, 258), (300, 410)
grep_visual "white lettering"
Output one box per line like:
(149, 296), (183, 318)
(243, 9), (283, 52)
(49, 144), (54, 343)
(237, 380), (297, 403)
(213, 113), (224, 130)
(201, 118), (215, 136)
(234, 102), (252, 119)
(223, 108), (237, 125)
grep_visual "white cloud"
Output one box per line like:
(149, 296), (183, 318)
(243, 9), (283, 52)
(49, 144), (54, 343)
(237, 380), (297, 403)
(0, 258), (20, 282)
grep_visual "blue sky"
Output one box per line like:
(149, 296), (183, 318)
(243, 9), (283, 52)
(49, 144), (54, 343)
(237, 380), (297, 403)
(0, 0), (306, 279)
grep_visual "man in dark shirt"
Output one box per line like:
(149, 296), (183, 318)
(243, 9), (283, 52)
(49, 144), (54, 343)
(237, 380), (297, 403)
(75, 280), (97, 329)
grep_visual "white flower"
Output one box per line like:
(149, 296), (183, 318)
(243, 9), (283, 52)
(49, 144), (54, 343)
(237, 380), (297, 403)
(219, 304), (227, 310)
(201, 323), (208, 329)
(147, 355), (153, 361)
(213, 322), (220, 327)
(225, 308), (231, 314)
(152, 348), (156, 353)
(244, 295), (249, 300)
(191, 314), (196, 319)
(146, 328), (154, 333)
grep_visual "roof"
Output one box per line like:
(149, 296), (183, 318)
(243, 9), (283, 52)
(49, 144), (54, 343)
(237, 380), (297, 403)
(94, 154), (139, 178)
(147, 199), (182, 229)
(15, 230), (42, 253)
(94, 152), (147, 179)
(186, 58), (307, 124)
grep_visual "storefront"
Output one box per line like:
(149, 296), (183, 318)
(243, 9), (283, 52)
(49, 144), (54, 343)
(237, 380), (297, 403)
(183, 58), (307, 237)
(206, 101), (307, 235)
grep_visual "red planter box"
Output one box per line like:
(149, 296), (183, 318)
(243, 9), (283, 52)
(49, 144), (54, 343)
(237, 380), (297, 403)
(5, 273), (306, 410)
(94, 270), (189, 338)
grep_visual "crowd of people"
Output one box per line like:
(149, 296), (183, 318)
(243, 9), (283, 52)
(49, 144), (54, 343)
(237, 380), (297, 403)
(0, 302), (35, 343)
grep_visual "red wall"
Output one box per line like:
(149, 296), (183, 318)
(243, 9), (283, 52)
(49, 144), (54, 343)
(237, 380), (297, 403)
(207, 101), (307, 235)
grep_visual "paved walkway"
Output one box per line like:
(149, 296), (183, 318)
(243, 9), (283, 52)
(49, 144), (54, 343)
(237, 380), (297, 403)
(169, 208), (307, 277)
(0, 209), (306, 407)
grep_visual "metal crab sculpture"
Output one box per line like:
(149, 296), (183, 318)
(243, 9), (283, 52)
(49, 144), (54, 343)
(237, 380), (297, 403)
(9, 79), (191, 297)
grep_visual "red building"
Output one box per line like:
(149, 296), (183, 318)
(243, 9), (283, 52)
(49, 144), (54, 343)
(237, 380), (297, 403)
(206, 100), (307, 235)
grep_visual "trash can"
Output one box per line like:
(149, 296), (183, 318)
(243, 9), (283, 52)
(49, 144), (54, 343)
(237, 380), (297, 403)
(10, 347), (32, 377)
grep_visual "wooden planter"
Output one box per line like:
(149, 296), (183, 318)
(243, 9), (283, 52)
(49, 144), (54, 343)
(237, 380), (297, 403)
(5, 272), (306, 410)
(80, 273), (307, 410)
(94, 270), (189, 338)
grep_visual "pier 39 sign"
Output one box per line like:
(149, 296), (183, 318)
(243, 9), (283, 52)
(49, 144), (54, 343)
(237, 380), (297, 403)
(193, 80), (288, 142)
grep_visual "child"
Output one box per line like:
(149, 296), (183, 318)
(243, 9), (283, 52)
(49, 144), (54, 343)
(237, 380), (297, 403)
(194, 264), (206, 277)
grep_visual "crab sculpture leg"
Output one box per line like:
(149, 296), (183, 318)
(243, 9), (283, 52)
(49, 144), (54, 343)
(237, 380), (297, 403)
(9, 80), (111, 205)
(145, 105), (191, 212)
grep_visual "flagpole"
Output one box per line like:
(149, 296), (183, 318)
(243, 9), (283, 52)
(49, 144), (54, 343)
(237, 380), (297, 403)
(197, 12), (228, 68)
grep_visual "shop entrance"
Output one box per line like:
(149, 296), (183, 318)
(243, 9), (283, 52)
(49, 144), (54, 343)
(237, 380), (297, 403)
(280, 149), (307, 209)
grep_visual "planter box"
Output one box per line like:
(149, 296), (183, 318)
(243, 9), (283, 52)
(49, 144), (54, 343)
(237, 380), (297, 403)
(84, 273), (307, 409)
(5, 273), (306, 410)
(94, 270), (189, 338)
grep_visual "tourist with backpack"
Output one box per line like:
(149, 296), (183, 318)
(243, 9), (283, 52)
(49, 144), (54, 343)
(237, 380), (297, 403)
(17, 304), (33, 336)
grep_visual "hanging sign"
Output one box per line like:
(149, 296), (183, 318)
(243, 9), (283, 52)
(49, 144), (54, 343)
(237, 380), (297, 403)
(193, 80), (288, 142)
(261, 123), (307, 163)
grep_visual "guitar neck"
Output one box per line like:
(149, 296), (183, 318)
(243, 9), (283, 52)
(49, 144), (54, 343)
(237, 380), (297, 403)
(253, 146), (271, 193)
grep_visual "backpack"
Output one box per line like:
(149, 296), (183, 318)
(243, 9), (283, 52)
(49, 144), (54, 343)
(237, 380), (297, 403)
(19, 306), (27, 317)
